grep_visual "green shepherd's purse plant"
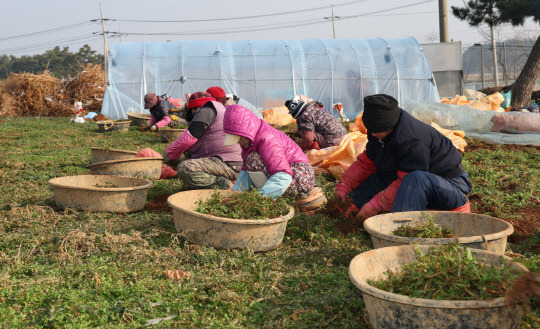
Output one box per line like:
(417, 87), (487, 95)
(195, 189), (291, 220)
(391, 215), (453, 238)
(368, 244), (521, 300)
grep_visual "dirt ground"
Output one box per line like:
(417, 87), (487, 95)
(144, 193), (172, 213)
(465, 141), (540, 242)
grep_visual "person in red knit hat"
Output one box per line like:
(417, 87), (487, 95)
(164, 91), (243, 190)
(206, 86), (227, 103)
(206, 86), (263, 119)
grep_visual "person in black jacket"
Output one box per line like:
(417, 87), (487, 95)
(335, 94), (472, 222)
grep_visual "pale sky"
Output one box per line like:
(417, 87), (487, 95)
(1, 0), (538, 57)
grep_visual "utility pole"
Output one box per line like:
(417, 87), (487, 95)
(475, 43), (485, 89)
(438, 0), (449, 42)
(489, 15), (499, 87)
(503, 42), (508, 85)
(324, 5), (340, 39)
(100, 3), (108, 76)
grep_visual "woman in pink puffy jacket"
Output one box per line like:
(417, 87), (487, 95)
(222, 104), (321, 201)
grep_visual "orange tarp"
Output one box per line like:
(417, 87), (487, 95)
(430, 122), (467, 153)
(261, 106), (296, 126)
(348, 112), (367, 134)
(440, 92), (505, 112)
(306, 132), (368, 180)
(306, 123), (467, 180)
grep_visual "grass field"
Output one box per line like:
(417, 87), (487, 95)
(0, 117), (538, 328)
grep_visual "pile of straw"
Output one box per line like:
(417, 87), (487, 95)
(0, 64), (105, 117)
(63, 64), (106, 113)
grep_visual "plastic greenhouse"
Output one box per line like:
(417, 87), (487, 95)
(102, 37), (439, 120)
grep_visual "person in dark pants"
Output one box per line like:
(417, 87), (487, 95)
(335, 94), (472, 223)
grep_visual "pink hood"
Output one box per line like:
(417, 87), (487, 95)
(223, 105), (308, 176)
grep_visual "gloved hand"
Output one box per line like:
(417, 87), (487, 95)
(150, 125), (158, 132)
(343, 204), (360, 219)
(310, 141), (321, 150)
(357, 199), (381, 221)
(335, 183), (350, 203)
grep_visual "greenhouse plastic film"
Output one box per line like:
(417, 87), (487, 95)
(102, 37), (439, 120)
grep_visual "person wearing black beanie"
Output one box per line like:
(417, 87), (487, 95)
(335, 93), (472, 223)
(361, 94), (401, 133)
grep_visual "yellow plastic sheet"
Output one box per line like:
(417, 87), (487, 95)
(261, 106), (296, 126)
(306, 132), (368, 180)
(430, 122), (467, 153)
(440, 95), (470, 106)
(347, 112), (367, 134)
(440, 92), (505, 112)
(306, 124), (467, 180)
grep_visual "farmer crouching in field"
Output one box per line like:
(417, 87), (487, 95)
(143, 93), (175, 131)
(222, 104), (325, 211)
(335, 94), (472, 223)
(285, 95), (347, 152)
(206, 86), (264, 120)
(164, 92), (243, 190)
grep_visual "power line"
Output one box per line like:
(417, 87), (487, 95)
(368, 11), (437, 16)
(114, 0), (370, 23)
(0, 22), (94, 42)
(338, 0), (433, 19)
(0, 0), (437, 54)
(0, 35), (100, 54)
(118, 17), (322, 36)
(110, 0), (435, 37)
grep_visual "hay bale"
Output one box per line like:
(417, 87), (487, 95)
(0, 71), (64, 117)
(63, 64), (105, 113)
(0, 80), (17, 117)
(0, 63), (105, 117)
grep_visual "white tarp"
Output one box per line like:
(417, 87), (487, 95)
(102, 37), (439, 120)
(403, 100), (540, 146)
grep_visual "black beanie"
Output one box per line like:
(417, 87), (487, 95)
(362, 94), (401, 133)
(285, 99), (307, 119)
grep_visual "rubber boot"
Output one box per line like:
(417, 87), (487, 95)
(207, 177), (233, 190)
(449, 201), (470, 213)
(296, 187), (327, 214)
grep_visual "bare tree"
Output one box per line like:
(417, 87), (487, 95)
(453, 0), (540, 107)
(496, 0), (540, 107)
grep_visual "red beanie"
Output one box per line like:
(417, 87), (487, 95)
(187, 91), (216, 109)
(206, 86), (227, 103)
(144, 93), (158, 109)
